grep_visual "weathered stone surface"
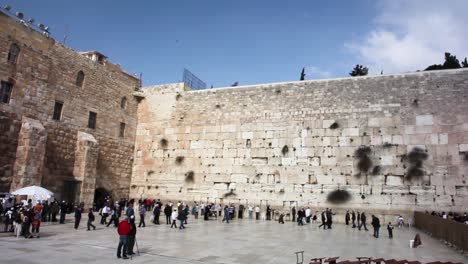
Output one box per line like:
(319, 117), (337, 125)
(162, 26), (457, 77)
(131, 69), (468, 216)
(10, 117), (47, 190)
(0, 12), (138, 200)
(73, 132), (98, 207)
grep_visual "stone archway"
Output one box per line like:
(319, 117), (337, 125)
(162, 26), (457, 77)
(93, 187), (110, 210)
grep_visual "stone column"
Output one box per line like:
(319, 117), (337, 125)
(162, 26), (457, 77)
(73, 131), (98, 207)
(10, 117), (47, 191)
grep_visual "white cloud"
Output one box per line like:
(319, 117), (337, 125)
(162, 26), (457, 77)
(347, 0), (468, 74)
(305, 66), (332, 79)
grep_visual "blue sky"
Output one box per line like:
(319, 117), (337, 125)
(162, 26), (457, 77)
(3, 0), (467, 87)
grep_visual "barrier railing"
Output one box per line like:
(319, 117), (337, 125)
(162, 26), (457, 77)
(414, 211), (468, 252)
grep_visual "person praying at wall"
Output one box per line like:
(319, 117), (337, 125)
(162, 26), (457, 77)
(255, 206), (260, 220)
(248, 204), (253, 219)
(345, 210), (350, 225)
(291, 206), (296, 222)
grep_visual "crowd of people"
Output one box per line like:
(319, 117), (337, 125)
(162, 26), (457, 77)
(3, 196), (453, 259)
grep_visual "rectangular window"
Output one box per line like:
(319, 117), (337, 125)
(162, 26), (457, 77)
(53, 101), (63, 121)
(88, 111), (97, 129)
(0, 81), (13, 104)
(119, 122), (126, 138)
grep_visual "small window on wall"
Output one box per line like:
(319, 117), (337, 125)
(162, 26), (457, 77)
(7, 43), (20, 64)
(119, 122), (126, 138)
(88, 111), (97, 129)
(0, 81), (13, 104)
(52, 101), (64, 121)
(76, 71), (85, 87)
(121, 97), (127, 109)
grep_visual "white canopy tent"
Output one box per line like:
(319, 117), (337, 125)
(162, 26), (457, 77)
(11, 185), (54, 204)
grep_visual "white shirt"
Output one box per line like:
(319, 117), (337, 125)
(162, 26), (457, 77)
(305, 208), (311, 217)
(248, 205), (253, 211)
(255, 206), (260, 213)
(171, 211), (178, 220)
(102, 206), (110, 214)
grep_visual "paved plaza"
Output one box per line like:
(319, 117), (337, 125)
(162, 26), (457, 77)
(1, 216), (467, 264)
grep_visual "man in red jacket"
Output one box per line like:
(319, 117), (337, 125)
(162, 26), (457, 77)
(117, 217), (131, 259)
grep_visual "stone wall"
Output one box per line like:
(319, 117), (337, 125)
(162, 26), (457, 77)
(0, 11), (139, 204)
(131, 70), (468, 218)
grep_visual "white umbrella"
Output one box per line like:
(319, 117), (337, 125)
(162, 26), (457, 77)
(11, 185), (54, 201)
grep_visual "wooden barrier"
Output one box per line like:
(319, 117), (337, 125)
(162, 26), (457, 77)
(414, 211), (468, 252)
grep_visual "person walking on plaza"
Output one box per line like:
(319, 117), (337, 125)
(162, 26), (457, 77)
(319, 210), (327, 229)
(312, 211), (318, 224)
(100, 204), (110, 225)
(59, 201), (67, 224)
(305, 207), (311, 223)
(171, 209), (178, 228)
(126, 202), (135, 219)
(358, 211), (368, 231)
(351, 210), (356, 228)
(387, 222), (393, 238)
(153, 204), (161, 224)
(266, 205), (272, 220)
(87, 208), (96, 231)
(345, 210), (350, 225)
(178, 207), (186, 229)
(255, 205), (260, 220)
(371, 215), (380, 238)
(222, 205), (230, 224)
(238, 204), (244, 219)
(74, 205), (82, 230)
(191, 203), (198, 220)
(297, 208), (304, 226)
(50, 201), (59, 222)
(357, 210), (361, 227)
(327, 209), (333, 229)
(138, 204), (146, 227)
(292, 206), (296, 222)
(117, 217), (130, 259)
(183, 204), (189, 224)
(41, 201), (49, 222)
(32, 202), (43, 237)
(164, 203), (172, 225)
(278, 212), (285, 224)
(218, 204), (223, 218)
(107, 206), (118, 227)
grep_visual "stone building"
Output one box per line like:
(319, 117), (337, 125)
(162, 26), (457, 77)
(0, 11), (140, 206)
(1, 9), (467, 218)
(131, 71), (468, 219)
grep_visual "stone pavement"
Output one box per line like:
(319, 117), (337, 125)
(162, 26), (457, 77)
(0, 216), (467, 264)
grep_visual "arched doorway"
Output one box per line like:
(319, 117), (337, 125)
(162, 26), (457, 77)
(93, 187), (110, 210)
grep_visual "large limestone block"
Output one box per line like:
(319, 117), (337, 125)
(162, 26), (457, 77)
(11, 117), (47, 191)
